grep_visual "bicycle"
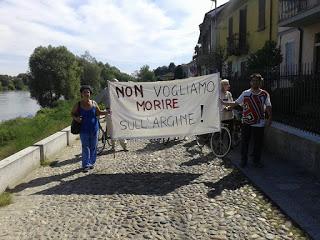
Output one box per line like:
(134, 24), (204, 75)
(97, 117), (111, 155)
(231, 109), (242, 148)
(209, 110), (242, 157)
(210, 124), (232, 158)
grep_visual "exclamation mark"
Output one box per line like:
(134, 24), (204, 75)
(200, 105), (204, 123)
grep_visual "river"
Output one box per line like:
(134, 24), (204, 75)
(0, 91), (41, 122)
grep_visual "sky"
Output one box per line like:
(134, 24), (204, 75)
(0, 0), (229, 76)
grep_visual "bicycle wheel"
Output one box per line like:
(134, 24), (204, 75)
(97, 126), (106, 155)
(210, 126), (232, 158)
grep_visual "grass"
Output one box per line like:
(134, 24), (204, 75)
(40, 158), (53, 167)
(0, 100), (76, 160)
(0, 192), (12, 207)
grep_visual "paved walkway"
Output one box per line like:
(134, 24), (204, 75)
(229, 148), (320, 240)
(0, 139), (309, 239)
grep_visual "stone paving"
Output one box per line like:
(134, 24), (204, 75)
(0, 139), (309, 240)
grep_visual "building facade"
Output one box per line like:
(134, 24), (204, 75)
(196, 0), (279, 76)
(218, 0), (279, 75)
(278, 0), (320, 74)
(195, 4), (227, 75)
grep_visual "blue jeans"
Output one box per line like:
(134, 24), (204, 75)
(80, 131), (98, 168)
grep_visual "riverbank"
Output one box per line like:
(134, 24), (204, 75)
(0, 100), (75, 160)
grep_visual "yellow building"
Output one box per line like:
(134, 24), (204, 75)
(214, 0), (279, 75)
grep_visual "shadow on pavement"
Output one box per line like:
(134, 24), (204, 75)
(49, 154), (81, 168)
(204, 169), (249, 198)
(180, 152), (212, 167)
(219, 156), (235, 169)
(8, 167), (82, 193)
(36, 172), (201, 196)
(135, 139), (183, 154)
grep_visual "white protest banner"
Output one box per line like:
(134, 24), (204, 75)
(109, 73), (221, 139)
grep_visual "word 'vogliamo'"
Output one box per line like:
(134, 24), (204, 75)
(115, 80), (215, 99)
(120, 113), (195, 130)
(136, 98), (179, 111)
(153, 81), (215, 98)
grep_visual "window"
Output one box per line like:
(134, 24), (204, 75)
(241, 61), (247, 75)
(315, 32), (320, 44)
(258, 0), (266, 30)
(315, 47), (320, 74)
(285, 41), (295, 73)
(228, 17), (233, 38)
(239, 8), (247, 50)
(315, 33), (320, 74)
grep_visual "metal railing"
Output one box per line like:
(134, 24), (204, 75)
(279, 0), (320, 22)
(224, 63), (320, 135)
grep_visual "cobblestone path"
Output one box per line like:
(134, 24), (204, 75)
(0, 139), (309, 239)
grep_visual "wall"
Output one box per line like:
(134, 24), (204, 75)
(0, 127), (79, 193)
(264, 122), (320, 176)
(302, 22), (320, 64)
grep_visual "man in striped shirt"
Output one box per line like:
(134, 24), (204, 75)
(222, 73), (272, 168)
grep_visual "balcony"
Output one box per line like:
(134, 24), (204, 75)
(227, 33), (249, 56)
(279, 0), (320, 27)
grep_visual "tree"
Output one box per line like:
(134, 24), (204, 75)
(17, 73), (31, 86)
(137, 65), (156, 82)
(79, 60), (101, 92)
(80, 50), (97, 64)
(154, 66), (168, 76)
(246, 41), (282, 74)
(168, 62), (176, 73)
(0, 75), (11, 90)
(77, 52), (101, 91)
(29, 45), (81, 107)
(13, 78), (25, 90)
(174, 65), (185, 79)
(196, 47), (227, 74)
(98, 62), (136, 88)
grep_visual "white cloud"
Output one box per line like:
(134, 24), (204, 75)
(0, 0), (229, 75)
